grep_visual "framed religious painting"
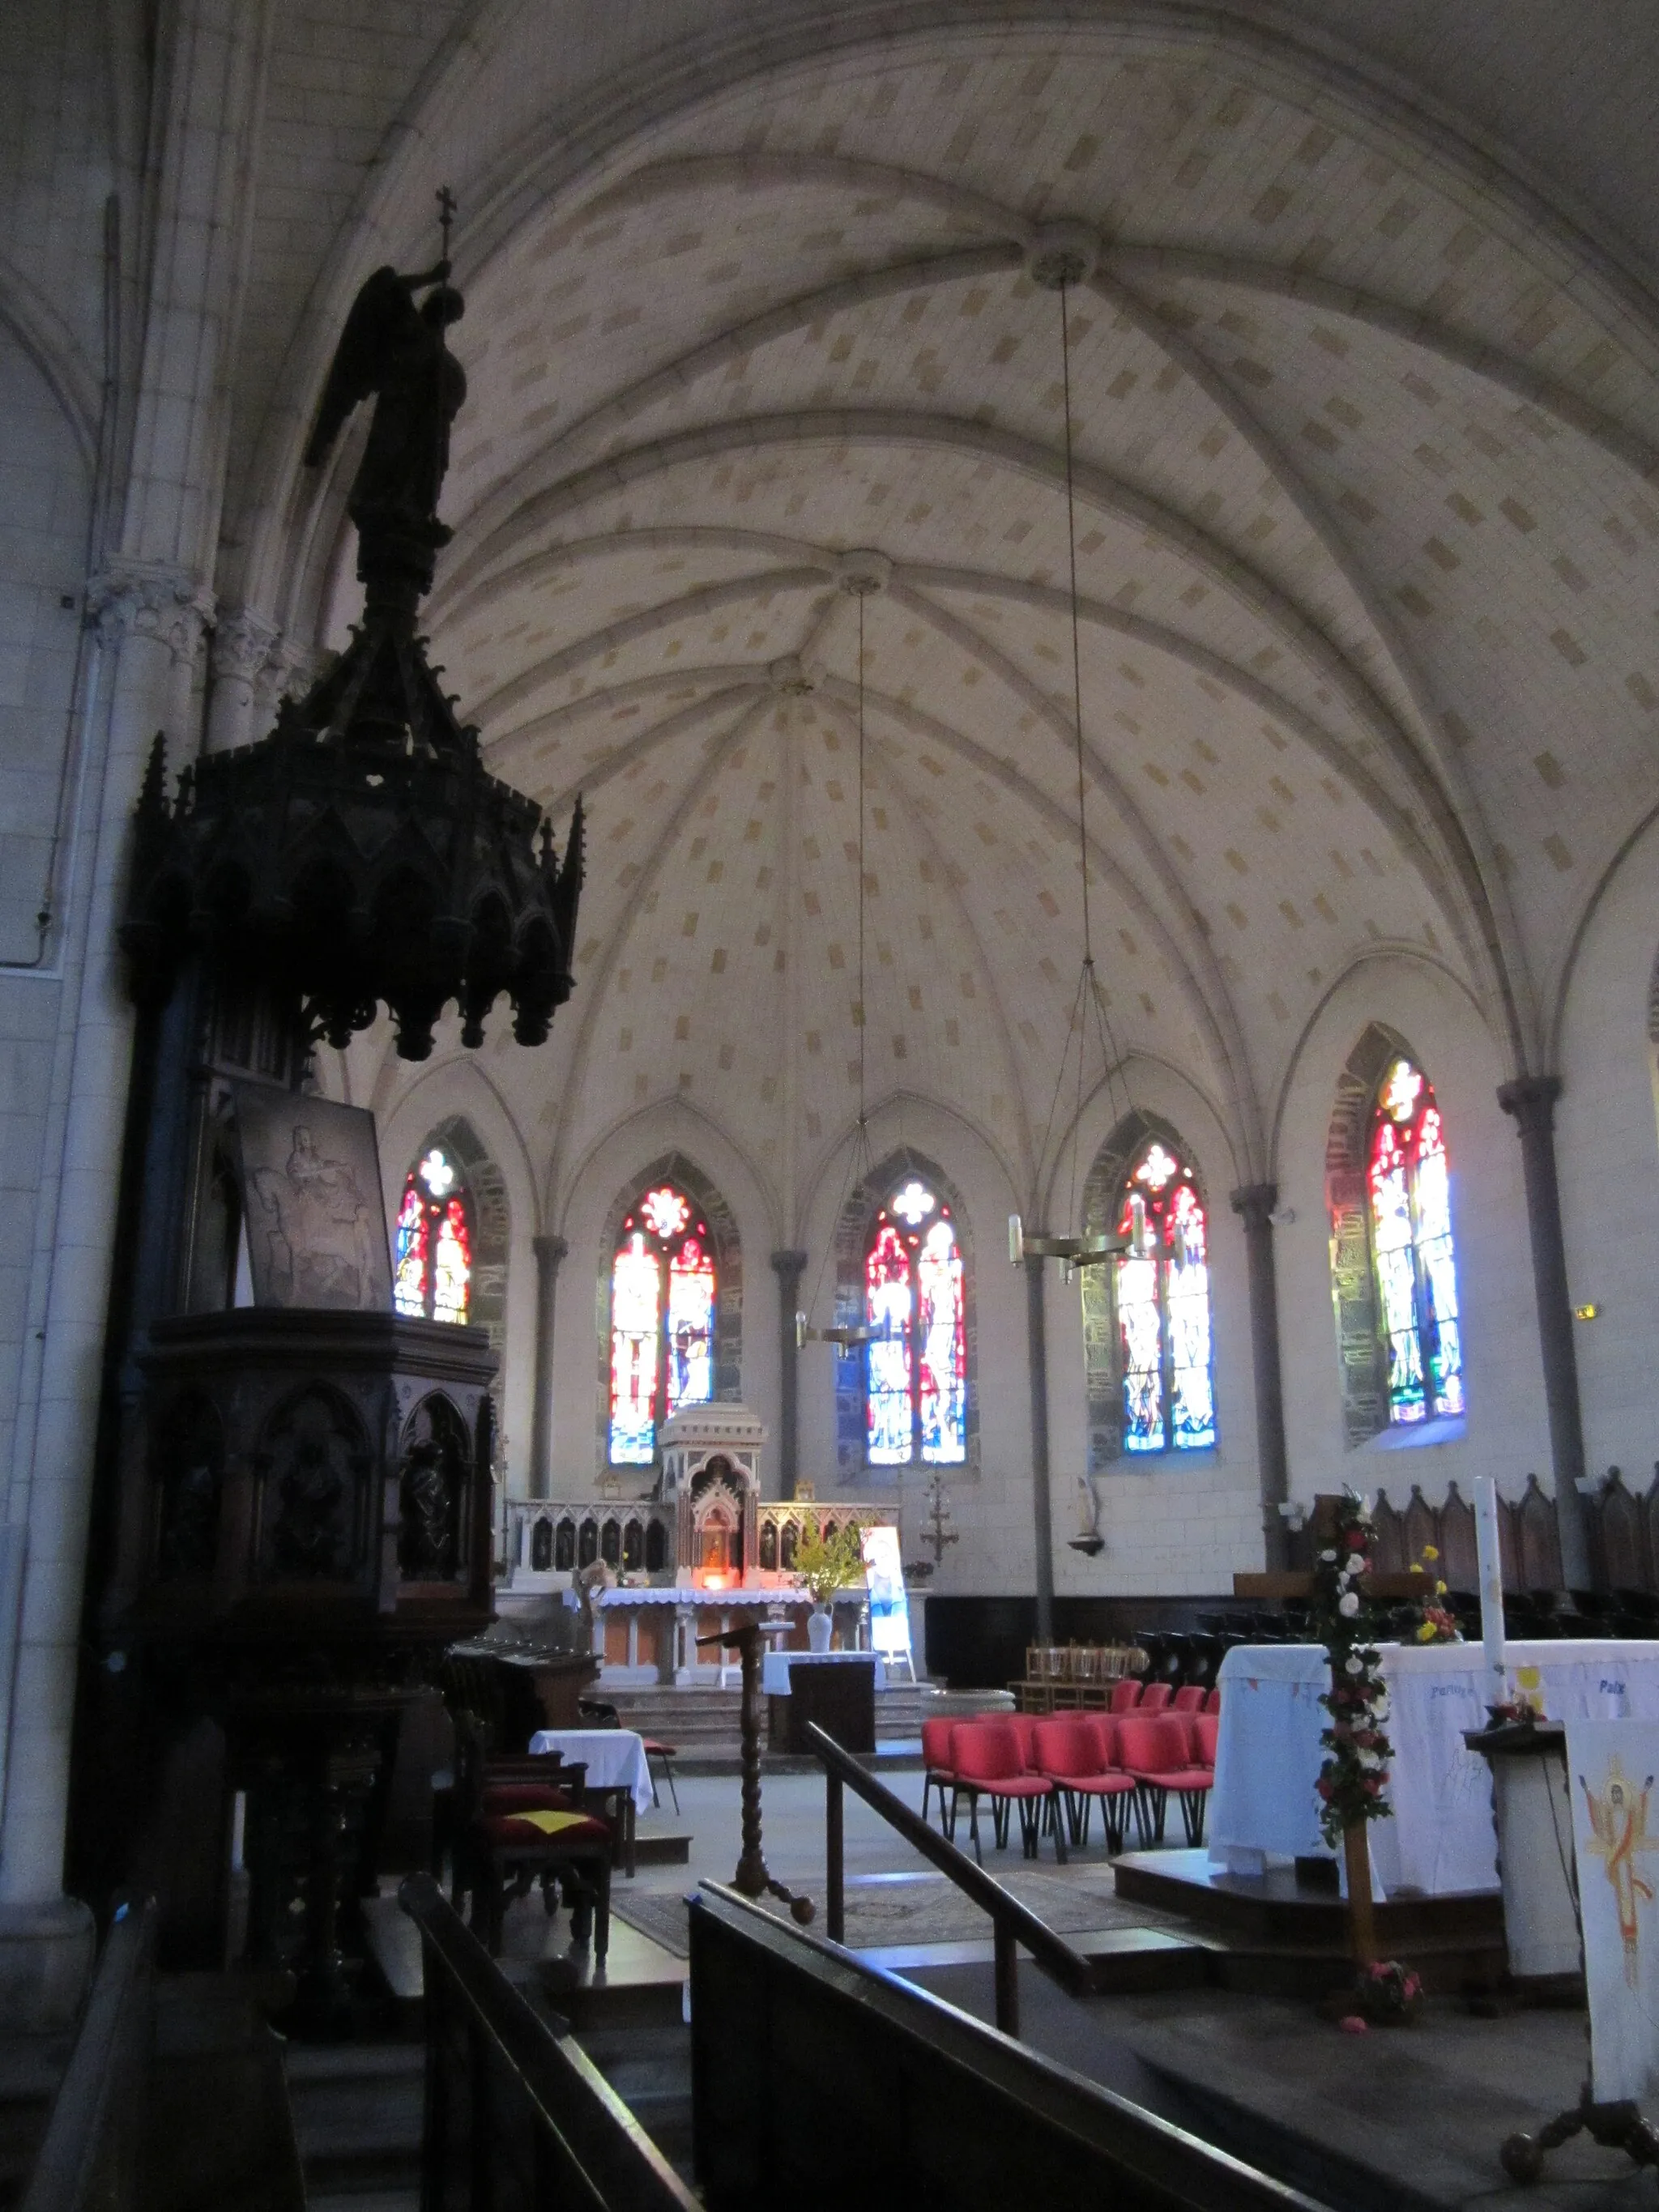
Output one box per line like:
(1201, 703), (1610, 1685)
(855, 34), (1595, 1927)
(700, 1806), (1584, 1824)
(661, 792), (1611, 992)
(231, 1085), (394, 1311)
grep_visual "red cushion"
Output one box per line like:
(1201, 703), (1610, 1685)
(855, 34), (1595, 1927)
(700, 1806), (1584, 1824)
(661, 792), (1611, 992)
(1044, 1771), (1136, 1796)
(1191, 1713), (1219, 1766)
(1109, 1679), (1144, 1714)
(1138, 1683), (1173, 1714)
(950, 1722), (1027, 1783)
(1205, 1687), (1222, 1714)
(1080, 1715), (1121, 1767)
(1125, 1767), (1213, 1792)
(480, 1809), (611, 1848)
(1033, 1720), (1102, 1776)
(1172, 1685), (1206, 1711)
(642, 1739), (676, 1757)
(480, 1783), (577, 1815)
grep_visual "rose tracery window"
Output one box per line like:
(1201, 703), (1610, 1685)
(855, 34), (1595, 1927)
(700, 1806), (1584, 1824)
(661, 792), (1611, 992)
(865, 1177), (966, 1466)
(394, 1147), (473, 1324)
(1113, 1139), (1215, 1454)
(1367, 1057), (1463, 1424)
(608, 1183), (716, 1464)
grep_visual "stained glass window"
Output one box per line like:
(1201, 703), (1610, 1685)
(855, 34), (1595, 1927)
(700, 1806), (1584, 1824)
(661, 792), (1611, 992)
(608, 1183), (717, 1463)
(864, 1181), (966, 1465)
(1367, 1058), (1463, 1424)
(394, 1147), (473, 1325)
(1113, 1139), (1215, 1453)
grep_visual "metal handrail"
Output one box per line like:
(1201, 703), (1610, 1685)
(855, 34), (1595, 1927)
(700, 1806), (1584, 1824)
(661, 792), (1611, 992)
(21, 1897), (156, 2212)
(398, 1873), (697, 2212)
(805, 1721), (1094, 2034)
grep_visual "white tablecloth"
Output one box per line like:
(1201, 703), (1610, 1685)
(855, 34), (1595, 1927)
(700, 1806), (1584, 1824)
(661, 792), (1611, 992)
(761, 1650), (887, 1697)
(1210, 1641), (1659, 1895)
(527, 1728), (655, 1815)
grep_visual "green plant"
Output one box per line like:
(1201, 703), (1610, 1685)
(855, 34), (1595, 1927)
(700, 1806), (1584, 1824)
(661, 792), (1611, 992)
(791, 1512), (868, 1605)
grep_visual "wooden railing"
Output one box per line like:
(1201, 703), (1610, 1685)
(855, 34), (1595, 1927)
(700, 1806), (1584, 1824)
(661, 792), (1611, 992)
(689, 1883), (1326, 2212)
(805, 1720), (1093, 2035)
(20, 1897), (156, 2212)
(398, 1873), (697, 2212)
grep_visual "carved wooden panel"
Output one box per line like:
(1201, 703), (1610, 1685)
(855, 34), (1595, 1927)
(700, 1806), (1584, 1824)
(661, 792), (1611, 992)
(1370, 1490), (1405, 1575)
(1598, 1468), (1648, 1592)
(1439, 1485), (1478, 1591)
(1402, 1485), (1438, 1573)
(1516, 1475), (1563, 1592)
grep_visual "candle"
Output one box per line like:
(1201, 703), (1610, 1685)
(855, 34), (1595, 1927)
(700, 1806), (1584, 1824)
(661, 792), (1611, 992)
(1473, 1476), (1506, 1709)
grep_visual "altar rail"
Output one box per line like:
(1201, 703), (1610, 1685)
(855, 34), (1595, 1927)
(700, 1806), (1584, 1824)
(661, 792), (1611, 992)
(20, 1899), (156, 2212)
(501, 1496), (889, 1581)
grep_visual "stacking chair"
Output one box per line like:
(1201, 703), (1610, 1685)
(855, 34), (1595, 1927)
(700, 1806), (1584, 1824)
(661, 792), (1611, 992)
(1171, 1684), (1206, 1713)
(451, 1713), (613, 1958)
(1138, 1682), (1174, 1715)
(1204, 1686), (1222, 1714)
(1033, 1718), (1137, 1852)
(1116, 1712), (1214, 1848)
(1189, 1711), (1219, 1775)
(1109, 1677), (1145, 1715)
(920, 1715), (961, 1836)
(578, 1695), (680, 1814)
(949, 1721), (1064, 1865)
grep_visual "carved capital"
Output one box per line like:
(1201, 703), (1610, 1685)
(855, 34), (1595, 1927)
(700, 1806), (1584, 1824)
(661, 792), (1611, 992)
(1497, 1073), (1563, 1139)
(532, 1234), (569, 1277)
(1230, 1182), (1278, 1230)
(210, 606), (283, 684)
(770, 1247), (809, 1285)
(87, 560), (215, 663)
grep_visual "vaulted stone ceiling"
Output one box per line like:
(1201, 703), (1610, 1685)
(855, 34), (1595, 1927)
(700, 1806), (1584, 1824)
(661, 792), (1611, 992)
(292, 19), (1659, 1221)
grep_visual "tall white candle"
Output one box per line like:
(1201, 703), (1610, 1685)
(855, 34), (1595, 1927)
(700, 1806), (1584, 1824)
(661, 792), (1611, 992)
(1473, 1475), (1506, 1709)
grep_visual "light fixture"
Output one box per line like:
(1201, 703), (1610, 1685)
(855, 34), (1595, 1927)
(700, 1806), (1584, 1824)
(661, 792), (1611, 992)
(798, 558), (898, 1350)
(1007, 224), (1139, 1281)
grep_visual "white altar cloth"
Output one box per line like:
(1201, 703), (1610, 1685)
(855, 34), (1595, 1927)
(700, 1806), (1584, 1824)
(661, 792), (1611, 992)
(762, 1650), (887, 1697)
(527, 1728), (655, 1815)
(1210, 1640), (1659, 1895)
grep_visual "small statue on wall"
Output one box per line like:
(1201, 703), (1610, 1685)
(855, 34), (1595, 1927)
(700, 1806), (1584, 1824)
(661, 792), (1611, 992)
(398, 1397), (469, 1580)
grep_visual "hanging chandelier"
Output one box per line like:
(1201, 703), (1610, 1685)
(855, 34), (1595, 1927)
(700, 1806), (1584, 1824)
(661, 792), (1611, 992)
(797, 555), (895, 1352)
(1008, 224), (1145, 1281)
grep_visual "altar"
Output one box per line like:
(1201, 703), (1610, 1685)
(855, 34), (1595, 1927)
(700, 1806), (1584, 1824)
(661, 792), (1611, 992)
(1210, 1640), (1659, 1894)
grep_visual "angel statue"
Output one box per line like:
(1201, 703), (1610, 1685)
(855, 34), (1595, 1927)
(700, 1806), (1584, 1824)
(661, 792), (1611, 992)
(304, 260), (467, 585)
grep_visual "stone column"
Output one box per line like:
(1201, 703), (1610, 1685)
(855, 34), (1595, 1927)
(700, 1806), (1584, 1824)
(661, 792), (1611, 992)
(770, 1249), (808, 1497)
(1230, 1183), (1291, 1571)
(1024, 1253), (1056, 1643)
(528, 1235), (568, 1499)
(1497, 1076), (1590, 1588)
(205, 607), (281, 753)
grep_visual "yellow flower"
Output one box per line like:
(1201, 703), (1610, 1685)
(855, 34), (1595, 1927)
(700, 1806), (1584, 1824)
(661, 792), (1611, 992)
(1417, 1623), (1435, 1642)
(1435, 1580), (1448, 1595)
(1422, 1545), (1439, 1561)
(1410, 1562), (1425, 1575)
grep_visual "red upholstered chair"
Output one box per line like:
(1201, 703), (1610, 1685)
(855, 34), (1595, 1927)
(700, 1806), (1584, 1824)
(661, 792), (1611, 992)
(1109, 1678), (1145, 1715)
(1116, 1713), (1214, 1847)
(1205, 1686), (1222, 1714)
(1172, 1684), (1206, 1712)
(949, 1722), (1063, 1864)
(1033, 1718), (1137, 1852)
(1138, 1682), (1174, 1714)
(1190, 1711), (1219, 1771)
(452, 1714), (613, 1958)
(920, 1716), (961, 1836)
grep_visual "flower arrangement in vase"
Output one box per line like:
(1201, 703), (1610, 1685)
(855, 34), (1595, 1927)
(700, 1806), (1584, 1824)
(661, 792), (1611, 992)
(1309, 1490), (1393, 1847)
(791, 1513), (868, 1647)
(1409, 1544), (1461, 1643)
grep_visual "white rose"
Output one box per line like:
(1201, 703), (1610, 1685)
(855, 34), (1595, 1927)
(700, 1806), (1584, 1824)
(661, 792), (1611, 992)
(1338, 1591), (1360, 1617)
(1320, 1549), (1337, 1563)
(1345, 1654), (1363, 1675)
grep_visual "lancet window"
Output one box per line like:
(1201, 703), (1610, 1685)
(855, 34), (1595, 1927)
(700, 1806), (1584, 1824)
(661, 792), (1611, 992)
(608, 1183), (717, 1464)
(1367, 1057), (1463, 1424)
(865, 1177), (966, 1466)
(394, 1146), (473, 1325)
(1113, 1138), (1215, 1454)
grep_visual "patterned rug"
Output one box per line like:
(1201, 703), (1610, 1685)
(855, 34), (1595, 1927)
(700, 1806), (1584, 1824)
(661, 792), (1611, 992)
(612, 1869), (1187, 1958)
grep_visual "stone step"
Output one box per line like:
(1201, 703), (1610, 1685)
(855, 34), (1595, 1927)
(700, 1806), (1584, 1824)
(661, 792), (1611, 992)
(284, 2042), (424, 2202)
(603, 1682), (1010, 1758)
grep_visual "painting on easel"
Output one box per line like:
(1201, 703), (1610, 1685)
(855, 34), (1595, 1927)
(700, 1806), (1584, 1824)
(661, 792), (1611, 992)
(232, 1085), (393, 1311)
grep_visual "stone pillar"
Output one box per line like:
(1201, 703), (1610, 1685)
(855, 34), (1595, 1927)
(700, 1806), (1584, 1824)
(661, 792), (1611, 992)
(1230, 1183), (1291, 1571)
(528, 1235), (568, 1499)
(770, 1249), (808, 1497)
(1024, 1253), (1056, 1643)
(1497, 1076), (1590, 1588)
(205, 607), (281, 753)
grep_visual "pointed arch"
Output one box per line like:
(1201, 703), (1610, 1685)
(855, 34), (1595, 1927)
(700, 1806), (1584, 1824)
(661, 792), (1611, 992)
(831, 1147), (977, 1480)
(1327, 1026), (1465, 1443)
(392, 1117), (511, 1345)
(1081, 1111), (1217, 1469)
(596, 1152), (742, 1468)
